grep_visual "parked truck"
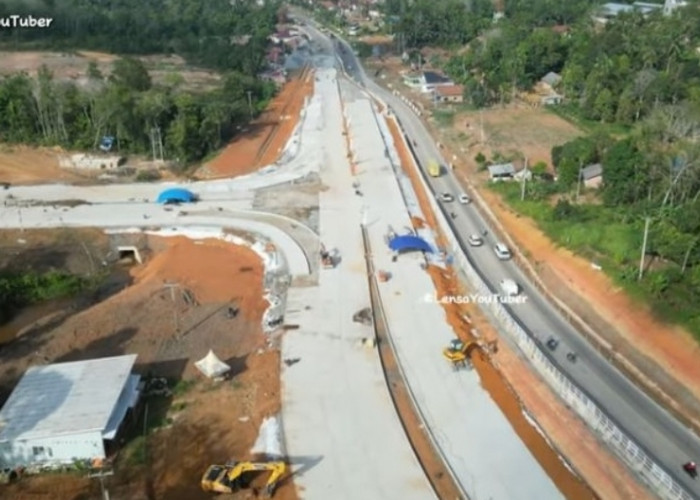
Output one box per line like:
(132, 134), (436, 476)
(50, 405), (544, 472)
(428, 160), (441, 177)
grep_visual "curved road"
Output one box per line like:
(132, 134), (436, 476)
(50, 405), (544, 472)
(303, 18), (700, 498)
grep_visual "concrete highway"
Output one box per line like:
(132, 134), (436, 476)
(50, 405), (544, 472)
(300, 17), (700, 498)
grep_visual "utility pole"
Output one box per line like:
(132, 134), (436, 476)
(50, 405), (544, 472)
(479, 109), (484, 144)
(163, 282), (181, 335)
(638, 217), (651, 280)
(149, 128), (157, 161)
(520, 158), (528, 201)
(576, 160), (584, 201)
(246, 90), (254, 119)
(88, 468), (114, 500)
(156, 126), (164, 161)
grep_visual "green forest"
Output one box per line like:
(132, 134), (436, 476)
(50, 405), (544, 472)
(0, 0), (284, 164)
(378, 0), (700, 335)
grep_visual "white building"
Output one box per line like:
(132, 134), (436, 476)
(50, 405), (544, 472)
(0, 355), (141, 468)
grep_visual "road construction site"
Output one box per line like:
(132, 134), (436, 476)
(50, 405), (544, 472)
(0, 20), (662, 500)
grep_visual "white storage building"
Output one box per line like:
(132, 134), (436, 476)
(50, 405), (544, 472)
(0, 354), (141, 467)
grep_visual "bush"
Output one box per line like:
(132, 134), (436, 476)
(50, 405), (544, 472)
(135, 169), (162, 182)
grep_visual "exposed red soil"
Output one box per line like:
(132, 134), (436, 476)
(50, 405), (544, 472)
(199, 67), (315, 179)
(0, 235), (296, 500)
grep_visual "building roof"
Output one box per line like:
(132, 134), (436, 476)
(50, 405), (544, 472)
(0, 355), (137, 442)
(582, 163), (603, 180)
(435, 84), (464, 97)
(541, 72), (562, 87)
(488, 163), (516, 176)
(422, 71), (451, 85)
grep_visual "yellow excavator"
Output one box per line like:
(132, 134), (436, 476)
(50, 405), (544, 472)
(201, 460), (287, 497)
(442, 339), (478, 370)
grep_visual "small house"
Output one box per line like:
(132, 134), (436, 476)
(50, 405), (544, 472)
(434, 85), (464, 104)
(581, 163), (603, 188)
(488, 163), (516, 181)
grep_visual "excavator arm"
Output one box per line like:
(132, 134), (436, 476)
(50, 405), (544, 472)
(211, 460), (286, 497)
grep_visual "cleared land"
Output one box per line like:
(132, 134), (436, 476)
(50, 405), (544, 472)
(0, 51), (221, 90)
(0, 231), (296, 500)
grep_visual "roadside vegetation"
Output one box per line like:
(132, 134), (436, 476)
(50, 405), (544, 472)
(361, 0), (700, 337)
(0, 270), (89, 323)
(0, 0), (285, 165)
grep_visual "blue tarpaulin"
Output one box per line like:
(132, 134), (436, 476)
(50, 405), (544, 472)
(388, 235), (434, 253)
(156, 188), (197, 204)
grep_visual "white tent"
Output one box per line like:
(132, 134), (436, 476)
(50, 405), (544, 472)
(194, 350), (231, 378)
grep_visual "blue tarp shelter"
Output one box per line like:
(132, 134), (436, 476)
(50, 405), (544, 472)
(156, 188), (197, 204)
(388, 235), (434, 253)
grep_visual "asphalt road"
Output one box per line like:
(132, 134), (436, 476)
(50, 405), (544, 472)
(297, 17), (700, 498)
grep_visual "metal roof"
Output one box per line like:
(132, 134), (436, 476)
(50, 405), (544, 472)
(0, 355), (137, 442)
(422, 71), (451, 85)
(488, 163), (516, 177)
(582, 163), (603, 180)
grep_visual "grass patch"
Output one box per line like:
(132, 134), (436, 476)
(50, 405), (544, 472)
(172, 378), (196, 396)
(432, 109), (455, 128)
(547, 104), (630, 137)
(122, 436), (148, 466)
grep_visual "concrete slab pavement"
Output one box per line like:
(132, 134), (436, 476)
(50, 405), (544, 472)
(280, 67), (434, 500)
(341, 79), (565, 500)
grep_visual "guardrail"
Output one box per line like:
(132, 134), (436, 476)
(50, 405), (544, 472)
(385, 110), (692, 500)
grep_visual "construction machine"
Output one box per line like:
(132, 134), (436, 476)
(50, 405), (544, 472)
(442, 339), (476, 370)
(201, 460), (286, 497)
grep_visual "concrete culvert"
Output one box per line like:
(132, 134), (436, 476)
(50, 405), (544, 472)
(117, 246), (142, 264)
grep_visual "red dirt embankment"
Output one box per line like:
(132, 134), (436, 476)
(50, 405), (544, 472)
(200, 66), (315, 179)
(384, 113), (650, 499)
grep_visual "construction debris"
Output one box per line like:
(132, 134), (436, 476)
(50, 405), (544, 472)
(353, 307), (373, 326)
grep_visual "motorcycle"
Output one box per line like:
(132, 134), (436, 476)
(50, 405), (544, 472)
(684, 462), (698, 479)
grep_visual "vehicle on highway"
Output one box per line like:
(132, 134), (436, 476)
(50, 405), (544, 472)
(428, 160), (441, 177)
(458, 194), (471, 204)
(468, 234), (483, 247)
(440, 193), (454, 203)
(499, 279), (519, 296)
(494, 243), (512, 260)
(546, 337), (559, 351)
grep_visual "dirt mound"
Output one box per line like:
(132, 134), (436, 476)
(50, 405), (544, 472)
(0, 235), (295, 500)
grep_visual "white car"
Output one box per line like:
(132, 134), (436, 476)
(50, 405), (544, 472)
(440, 193), (455, 202)
(458, 194), (471, 204)
(468, 234), (483, 247)
(494, 243), (512, 260)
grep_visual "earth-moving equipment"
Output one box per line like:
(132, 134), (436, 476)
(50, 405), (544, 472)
(201, 460), (286, 497)
(443, 339), (472, 370)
